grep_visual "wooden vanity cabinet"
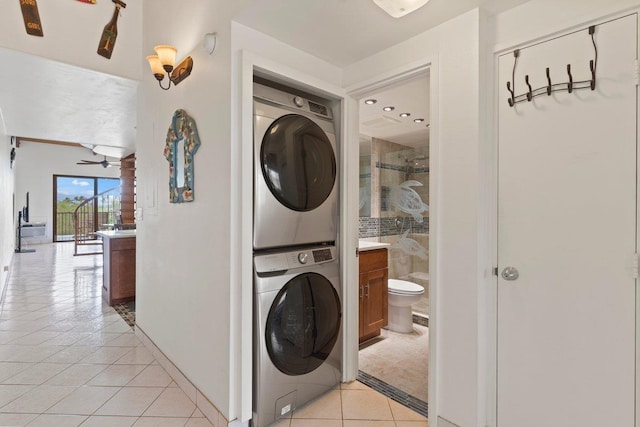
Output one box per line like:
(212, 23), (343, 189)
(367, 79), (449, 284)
(359, 248), (388, 343)
(102, 236), (136, 305)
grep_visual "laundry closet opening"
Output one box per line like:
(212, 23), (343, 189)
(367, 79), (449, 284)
(356, 71), (430, 415)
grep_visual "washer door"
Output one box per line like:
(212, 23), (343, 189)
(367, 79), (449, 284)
(261, 114), (336, 212)
(266, 272), (341, 376)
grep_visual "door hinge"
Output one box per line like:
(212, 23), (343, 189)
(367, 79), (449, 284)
(356, 247), (360, 258)
(493, 267), (499, 276)
(634, 60), (640, 86)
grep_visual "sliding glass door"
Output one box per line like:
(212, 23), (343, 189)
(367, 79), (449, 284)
(53, 175), (120, 242)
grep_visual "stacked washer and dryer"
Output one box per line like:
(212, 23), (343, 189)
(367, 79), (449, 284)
(252, 83), (342, 427)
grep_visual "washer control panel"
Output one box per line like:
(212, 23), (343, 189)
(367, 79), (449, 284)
(254, 245), (336, 273)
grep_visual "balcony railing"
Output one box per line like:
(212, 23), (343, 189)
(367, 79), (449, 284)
(73, 186), (121, 256)
(56, 212), (76, 241)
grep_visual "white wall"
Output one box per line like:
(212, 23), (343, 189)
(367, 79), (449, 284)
(136, 0), (252, 422)
(12, 142), (119, 242)
(0, 0), (142, 80)
(0, 131), (15, 295)
(137, 4), (344, 422)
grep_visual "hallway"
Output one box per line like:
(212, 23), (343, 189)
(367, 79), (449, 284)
(0, 243), (428, 426)
(0, 243), (213, 426)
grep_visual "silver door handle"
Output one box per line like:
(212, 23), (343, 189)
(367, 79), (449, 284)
(501, 267), (520, 281)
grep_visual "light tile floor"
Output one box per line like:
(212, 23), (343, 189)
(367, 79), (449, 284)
(0, 243), (428, 427)
(359, 324), (429, 403)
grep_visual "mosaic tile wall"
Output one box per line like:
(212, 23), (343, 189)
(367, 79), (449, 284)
(359, 216), (429, 238)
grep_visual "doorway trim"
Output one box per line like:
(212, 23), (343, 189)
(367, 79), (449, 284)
(344, 55), (439, 418)
(235, 49), (346, 424)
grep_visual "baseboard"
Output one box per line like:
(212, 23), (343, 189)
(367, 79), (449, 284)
(437, 416), (461, 427)
(135, 325), (230, 427)
(0, 255), (13, 308)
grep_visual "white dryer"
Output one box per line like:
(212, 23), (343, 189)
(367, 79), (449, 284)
(253, 83), (338, 250)
(253, 245), (342, 427)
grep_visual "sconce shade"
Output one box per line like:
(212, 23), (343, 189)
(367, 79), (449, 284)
(147, 44), (194, 90)
(154, 45), (177, 71)
(146, 55), (165, 76)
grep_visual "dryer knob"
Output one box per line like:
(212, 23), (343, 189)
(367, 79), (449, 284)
(293, 96), (304, 108)
(298, 252), (309, 264)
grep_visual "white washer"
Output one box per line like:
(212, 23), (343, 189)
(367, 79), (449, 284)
(253, 245), (342, 427)
(253, 83), (338, 250)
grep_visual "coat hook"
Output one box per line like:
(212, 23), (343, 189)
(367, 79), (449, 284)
(525, 75), (533, 101)
(546, 67), (552, 95)
(506, 81), (514, 107)
(566, 64), (573, 93)
(589, 59), (596, 90)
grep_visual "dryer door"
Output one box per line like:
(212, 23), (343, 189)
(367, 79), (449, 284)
(265, 272), (341, 376)
(261, 114), (336, 212)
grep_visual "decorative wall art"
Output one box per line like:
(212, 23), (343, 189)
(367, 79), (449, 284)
(164, 109), (201, 203)
(19, 0), (43, 37)
(97, 0), (126, 59)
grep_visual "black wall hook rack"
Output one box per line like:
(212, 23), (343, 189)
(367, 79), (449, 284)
(506, 25), (597, 107)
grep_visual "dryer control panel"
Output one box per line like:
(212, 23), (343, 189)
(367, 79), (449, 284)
(254, 246), (336, 273)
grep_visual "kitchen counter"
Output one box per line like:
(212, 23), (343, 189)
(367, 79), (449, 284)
(98, 230), (136, 305)
(358, 240), (391, 252)
(96, 230), (137, 239)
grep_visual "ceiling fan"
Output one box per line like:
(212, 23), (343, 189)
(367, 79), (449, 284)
(77, 155), (120, 168)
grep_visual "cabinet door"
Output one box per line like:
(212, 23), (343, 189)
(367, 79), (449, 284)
(362, 268), (388, 337)
(358, 273), (365, 339)
(111, 247), (136, 300)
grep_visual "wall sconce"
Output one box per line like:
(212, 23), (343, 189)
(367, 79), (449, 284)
(146, 45), (193, 90)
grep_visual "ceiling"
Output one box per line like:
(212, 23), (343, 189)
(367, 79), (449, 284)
(359, 73), (430, 148)
(0, 0), (530, 158)
(0, 47), (137, 159)
(234, 0), (530, 67)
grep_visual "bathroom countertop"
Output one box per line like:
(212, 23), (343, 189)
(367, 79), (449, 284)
(358, 240), (391, 252)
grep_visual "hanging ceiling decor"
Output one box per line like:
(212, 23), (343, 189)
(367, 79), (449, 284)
(97, 0), (126, 59)
(19, 0), (44, 37)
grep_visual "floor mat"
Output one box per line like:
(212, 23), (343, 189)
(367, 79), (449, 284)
(113, 300), (136, 328)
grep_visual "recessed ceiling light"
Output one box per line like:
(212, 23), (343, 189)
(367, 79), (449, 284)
(372, 0), (430, 18)
(364, 99), (377, 105)
(399, 112), (411, 118)
(414, 118), (424, 123)
(383, 106), (395, 112)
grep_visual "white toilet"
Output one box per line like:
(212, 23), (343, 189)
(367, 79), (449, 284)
(387, 279), (425, 333)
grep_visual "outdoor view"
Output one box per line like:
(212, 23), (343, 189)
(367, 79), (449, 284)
(55, 176), (120, 241)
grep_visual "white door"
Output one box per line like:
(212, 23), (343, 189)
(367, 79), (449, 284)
(497, 15), (638, 427)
